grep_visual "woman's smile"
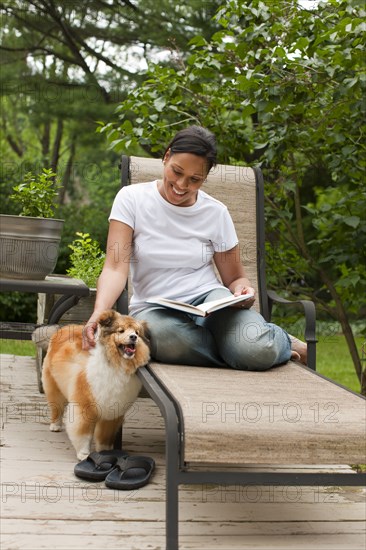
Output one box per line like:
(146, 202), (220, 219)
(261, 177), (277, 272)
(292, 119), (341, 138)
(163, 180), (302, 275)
(171, 185), (187, 196)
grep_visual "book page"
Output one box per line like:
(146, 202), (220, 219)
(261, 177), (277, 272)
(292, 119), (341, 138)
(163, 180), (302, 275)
(146, 297), (204, 314)
(198, 293), (254, 313)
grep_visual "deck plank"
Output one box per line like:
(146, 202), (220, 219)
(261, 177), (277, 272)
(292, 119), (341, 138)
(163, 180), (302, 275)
(1, 354), (365, 550)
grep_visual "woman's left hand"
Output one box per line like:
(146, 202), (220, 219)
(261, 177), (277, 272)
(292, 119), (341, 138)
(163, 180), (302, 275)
(233, 285), (256, 309)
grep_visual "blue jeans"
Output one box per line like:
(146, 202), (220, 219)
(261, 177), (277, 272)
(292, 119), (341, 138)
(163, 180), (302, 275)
(134, 288), (292, 371)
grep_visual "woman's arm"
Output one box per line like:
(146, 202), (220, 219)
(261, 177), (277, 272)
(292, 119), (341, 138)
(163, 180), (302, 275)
(83, 220), (133, 347)
(214, 244), (256, 308)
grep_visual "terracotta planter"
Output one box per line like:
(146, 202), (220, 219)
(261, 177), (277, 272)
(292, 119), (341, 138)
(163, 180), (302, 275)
(0, 214), (64, 280)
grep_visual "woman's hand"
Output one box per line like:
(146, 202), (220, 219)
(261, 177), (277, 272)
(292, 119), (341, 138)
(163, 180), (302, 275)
(233, 284), (256, 309)
(82, 314), (100, 350)
(214, 245), (256, 309)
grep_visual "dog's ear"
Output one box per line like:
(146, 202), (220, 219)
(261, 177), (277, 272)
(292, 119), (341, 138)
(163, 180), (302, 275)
(98, 309), (117, 328)
(138, 320), (150, 346)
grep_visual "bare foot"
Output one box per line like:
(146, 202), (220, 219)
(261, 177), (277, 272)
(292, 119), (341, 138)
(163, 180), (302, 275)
(289, 335), (307, 365)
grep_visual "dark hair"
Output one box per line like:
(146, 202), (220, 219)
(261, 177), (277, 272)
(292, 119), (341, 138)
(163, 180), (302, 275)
(163, 125), (217, 173)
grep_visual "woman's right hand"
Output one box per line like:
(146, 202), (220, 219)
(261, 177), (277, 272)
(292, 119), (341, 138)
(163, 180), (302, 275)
(82, 316), (99, 350)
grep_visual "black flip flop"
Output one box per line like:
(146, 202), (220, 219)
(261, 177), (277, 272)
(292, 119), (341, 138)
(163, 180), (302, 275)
(74, 450), (129, 481)
(104, 455), (155, 490)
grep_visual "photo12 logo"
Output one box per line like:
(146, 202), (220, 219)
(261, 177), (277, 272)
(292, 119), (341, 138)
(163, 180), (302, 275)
(202, 401), (340, 424)
(1, 481), (136, 504)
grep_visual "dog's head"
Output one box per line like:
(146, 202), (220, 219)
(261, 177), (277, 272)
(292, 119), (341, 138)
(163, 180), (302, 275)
(97, 310), (150, 373)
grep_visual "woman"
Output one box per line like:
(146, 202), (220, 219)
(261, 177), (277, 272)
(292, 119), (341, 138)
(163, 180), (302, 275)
(84, 125), (306, 369)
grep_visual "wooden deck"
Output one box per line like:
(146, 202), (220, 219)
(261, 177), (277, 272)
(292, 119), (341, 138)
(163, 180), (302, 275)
(1, 353), (365, 550)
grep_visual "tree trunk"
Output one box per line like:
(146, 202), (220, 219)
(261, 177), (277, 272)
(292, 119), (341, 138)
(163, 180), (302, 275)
(59, 138), (76, 204)
(6, 134), (24, 157)
(51, 119), (63, 175)
(41, 121), (50, 167)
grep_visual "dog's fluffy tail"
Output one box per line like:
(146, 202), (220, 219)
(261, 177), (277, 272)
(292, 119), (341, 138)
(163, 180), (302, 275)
(32, 325), (60, 351)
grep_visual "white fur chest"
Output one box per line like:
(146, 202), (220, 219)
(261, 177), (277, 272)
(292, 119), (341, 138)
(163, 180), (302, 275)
(86, 345), (142, 421)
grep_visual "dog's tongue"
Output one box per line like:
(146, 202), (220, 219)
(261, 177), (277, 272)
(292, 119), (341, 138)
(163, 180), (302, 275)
(125, 346), (135, 355)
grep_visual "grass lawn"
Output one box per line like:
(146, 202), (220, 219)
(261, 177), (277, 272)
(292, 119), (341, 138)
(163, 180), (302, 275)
(0, 339), (36, 357)
(0, 334), (364, 394)
(316, 335), (363, 394)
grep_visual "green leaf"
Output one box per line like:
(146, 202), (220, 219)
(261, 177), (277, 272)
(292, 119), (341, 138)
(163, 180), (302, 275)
(336, 273), (361, 288)
(241, 104), (257, 117)
(153, 97), (166, 112)
(188, 35), (207, 47)
(108, 139), (125, 151)
(294, 37), (309, 51)
(344, 216), (360, 228)
(274, 46), (286, 58)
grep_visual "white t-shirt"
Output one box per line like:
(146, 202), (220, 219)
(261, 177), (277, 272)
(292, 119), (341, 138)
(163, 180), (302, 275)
(109, 180), (238, 315)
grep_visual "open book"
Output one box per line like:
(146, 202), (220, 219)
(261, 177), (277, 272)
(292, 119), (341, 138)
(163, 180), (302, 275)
(145, 293), (254, 317)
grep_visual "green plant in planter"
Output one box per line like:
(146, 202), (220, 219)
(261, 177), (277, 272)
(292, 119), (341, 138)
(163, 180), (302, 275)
(67, 232), (105, 289)
(10, 168), (61, 218)
(0, 167), (64, 280)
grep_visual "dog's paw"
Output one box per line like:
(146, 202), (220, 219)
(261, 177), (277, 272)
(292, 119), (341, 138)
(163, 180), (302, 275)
(50, 422), (62, 432)
(77, 450), (90, 461)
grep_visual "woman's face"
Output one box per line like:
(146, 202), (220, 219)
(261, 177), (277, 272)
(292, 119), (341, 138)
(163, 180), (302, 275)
(158, 151), (209, 207)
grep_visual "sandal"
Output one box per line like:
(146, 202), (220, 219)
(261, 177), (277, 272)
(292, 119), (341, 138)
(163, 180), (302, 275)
(74, 450), (129, 481)
(104, 455), (155, 490)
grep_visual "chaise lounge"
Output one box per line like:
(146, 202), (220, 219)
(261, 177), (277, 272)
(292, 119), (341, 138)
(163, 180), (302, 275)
(117, 155), (365, 550)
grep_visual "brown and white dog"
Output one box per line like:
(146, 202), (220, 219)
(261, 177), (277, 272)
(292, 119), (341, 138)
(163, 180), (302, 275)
(33, 310), (150, 461)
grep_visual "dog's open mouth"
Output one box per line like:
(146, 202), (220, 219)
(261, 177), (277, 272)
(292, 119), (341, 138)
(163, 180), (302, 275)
(119, 343), (136, 358)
